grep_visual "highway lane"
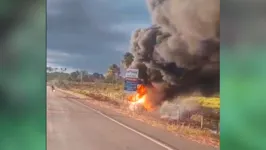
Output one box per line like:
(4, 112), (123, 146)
(47, 87), (218, 150)
(47, 88), (170, 150)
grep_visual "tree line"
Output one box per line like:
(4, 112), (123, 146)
(47, 52), (134, 83)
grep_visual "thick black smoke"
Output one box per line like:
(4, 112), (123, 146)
(129, 0), (220, 104)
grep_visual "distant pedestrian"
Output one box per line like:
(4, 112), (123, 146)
(51, 85), (55, 92)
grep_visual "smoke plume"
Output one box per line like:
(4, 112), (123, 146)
(160, 97), (201, 120)
(129, 0), (220, 106)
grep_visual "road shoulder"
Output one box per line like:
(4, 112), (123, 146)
(57, 88), (219, 150)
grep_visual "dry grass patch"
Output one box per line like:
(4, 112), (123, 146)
(57, 82), (220, 147)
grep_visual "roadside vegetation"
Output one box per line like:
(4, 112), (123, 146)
(47, 52), (220, 147)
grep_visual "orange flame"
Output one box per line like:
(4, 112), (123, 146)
(127, 84), (154, 111)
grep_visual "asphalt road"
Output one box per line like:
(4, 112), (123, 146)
(47, 87), (218, 150)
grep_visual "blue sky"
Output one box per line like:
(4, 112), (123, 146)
(47, 0), (150, 73)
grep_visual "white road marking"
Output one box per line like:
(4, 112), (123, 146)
(67, 97), (175, 150)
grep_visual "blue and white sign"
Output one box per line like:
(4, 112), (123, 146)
(124, 69), (139, 93)
(124, 78), (140, 93)
(125, 69), (139, 78)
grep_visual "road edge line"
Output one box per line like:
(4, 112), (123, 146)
(64, 93), (176, 150)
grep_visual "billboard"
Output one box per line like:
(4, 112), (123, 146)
(124, 69), (140, 93)
(125, 68), (139, 78)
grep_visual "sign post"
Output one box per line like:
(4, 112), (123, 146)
(124, 69), (140, 112)
(124, 69), (140, 94)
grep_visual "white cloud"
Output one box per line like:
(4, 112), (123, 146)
(47, 49), (85, 72)
(110, 22), (150, 35)
(47, 49), (84, 60)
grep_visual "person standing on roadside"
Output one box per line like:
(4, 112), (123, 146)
(51, 85), (55, 92)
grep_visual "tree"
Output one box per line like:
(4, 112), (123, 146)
(57, 68), (67, 81)
(54, 68), (58, 72)
(121, 52), (134, 69)
(92, 72), (104, 80)
(92, 72), (101, 78)
(105, 64), (120, 83)
(46, 66), (53, 73)
(69, 71), (80, 81)
(60, 68), (67, 72)
(80, 70), (88, 76)
(107, 64), (120, 77)
(82, 74), (93, 82)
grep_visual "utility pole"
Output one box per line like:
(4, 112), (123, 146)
(80, 69), (83, 84)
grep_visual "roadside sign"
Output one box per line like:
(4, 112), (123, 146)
(124, 78), (140, 93)
(124, 69), (139, 93)
(125, 69), (139, 78)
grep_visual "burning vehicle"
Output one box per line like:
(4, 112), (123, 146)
(127, 84), (151, 112)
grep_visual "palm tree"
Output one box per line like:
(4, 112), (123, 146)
(46, 66), (53, 73)
(121, 52), (134, 69)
